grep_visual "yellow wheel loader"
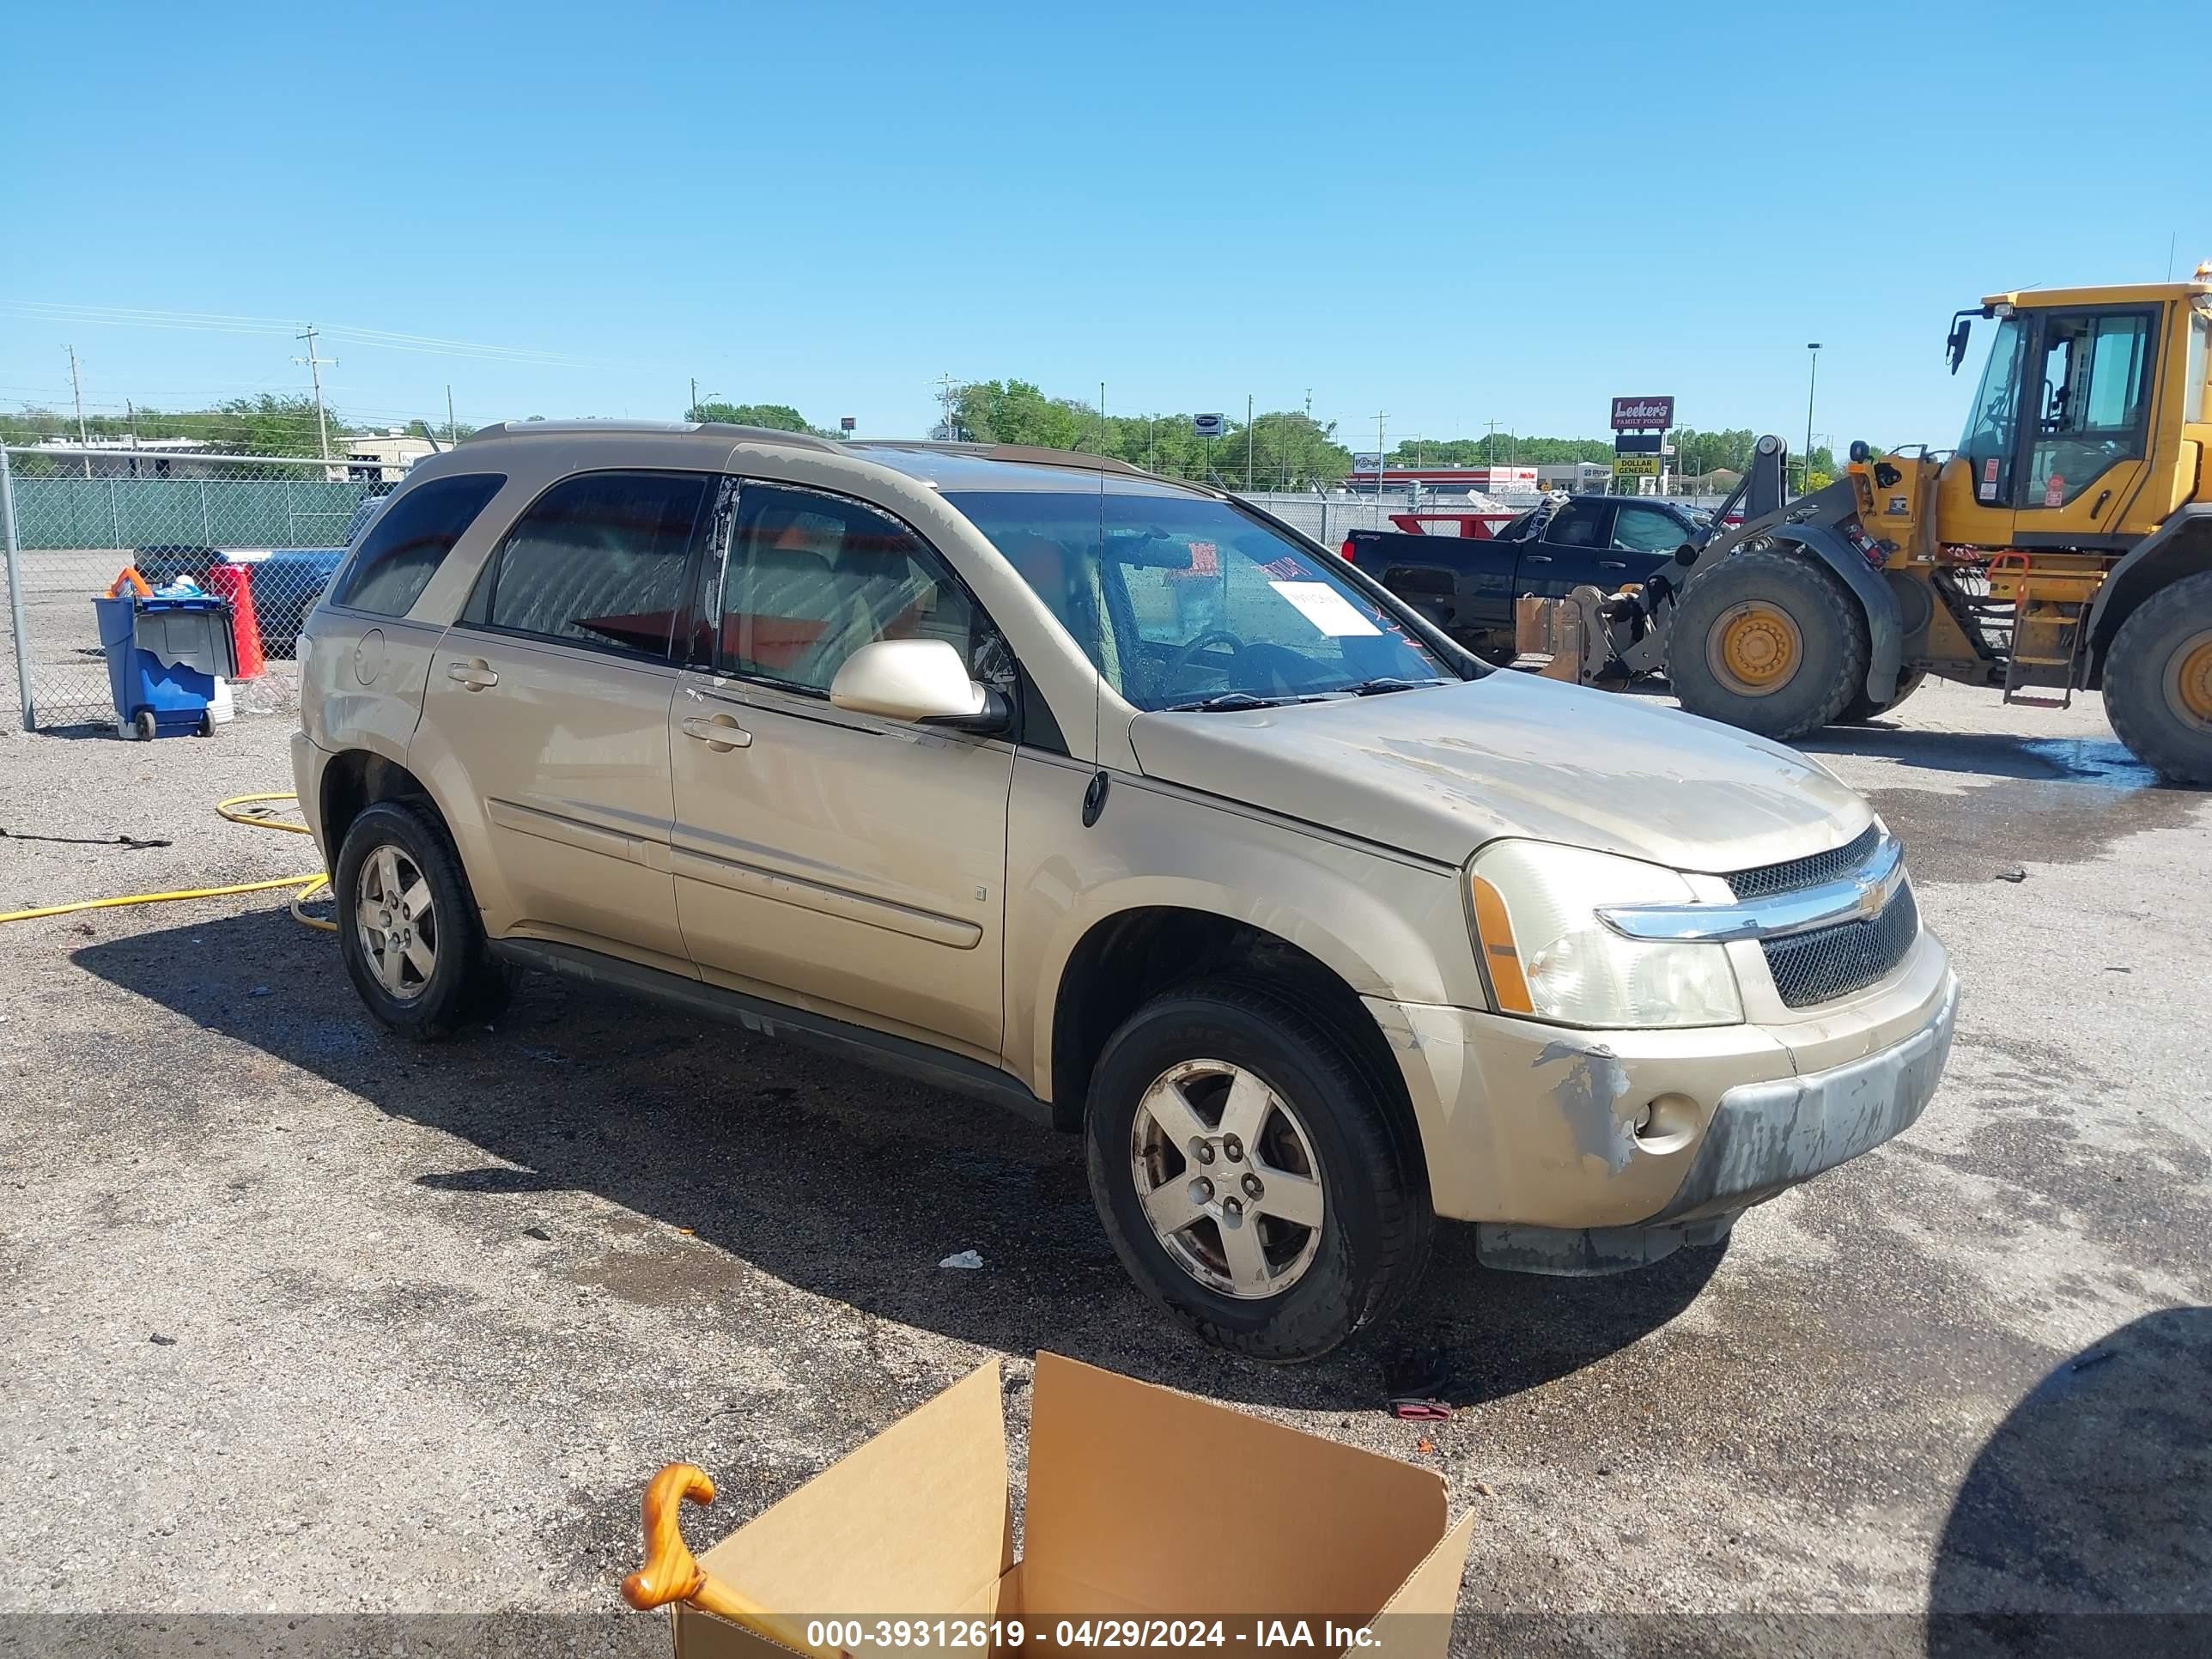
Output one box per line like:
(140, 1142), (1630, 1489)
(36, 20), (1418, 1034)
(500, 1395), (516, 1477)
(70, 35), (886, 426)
(1584, 274), (2212, 782)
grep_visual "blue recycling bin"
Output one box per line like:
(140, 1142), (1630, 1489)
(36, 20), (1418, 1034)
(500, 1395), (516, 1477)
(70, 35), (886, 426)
(93, 593), (239, 739)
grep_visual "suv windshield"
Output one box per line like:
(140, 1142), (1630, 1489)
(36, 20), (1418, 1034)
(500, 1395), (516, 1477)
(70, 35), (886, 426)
(947, 489), (1453, 711)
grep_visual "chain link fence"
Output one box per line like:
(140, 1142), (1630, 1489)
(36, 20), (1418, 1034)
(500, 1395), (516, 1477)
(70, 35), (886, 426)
(1, 447), (389, 732)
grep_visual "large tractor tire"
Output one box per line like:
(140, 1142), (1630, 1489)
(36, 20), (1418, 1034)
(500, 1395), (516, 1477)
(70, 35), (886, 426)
(2103, 568), (2212, 787)
(1838, 668), (1929, 726)
(1667, 550), (1869, 741)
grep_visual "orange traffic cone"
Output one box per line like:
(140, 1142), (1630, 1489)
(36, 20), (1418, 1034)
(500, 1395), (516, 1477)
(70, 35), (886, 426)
(204, 560), (265, 680)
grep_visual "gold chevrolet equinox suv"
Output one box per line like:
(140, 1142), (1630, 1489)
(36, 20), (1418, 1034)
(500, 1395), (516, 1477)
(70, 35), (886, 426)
(292, 422), (1959, 1360)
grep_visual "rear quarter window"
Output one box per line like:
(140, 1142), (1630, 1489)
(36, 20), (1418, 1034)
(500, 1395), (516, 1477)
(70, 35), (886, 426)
(328, 472), (507, 618)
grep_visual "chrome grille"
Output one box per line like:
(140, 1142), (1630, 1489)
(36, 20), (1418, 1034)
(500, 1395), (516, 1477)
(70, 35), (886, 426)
(1761, 884), (1919, 1008)
(1724, 823), (1881, 901)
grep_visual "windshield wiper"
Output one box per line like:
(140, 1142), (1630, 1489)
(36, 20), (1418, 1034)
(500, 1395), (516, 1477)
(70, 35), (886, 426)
(1342, 676), (1449, 696)
(1161, 691), (1283, 713)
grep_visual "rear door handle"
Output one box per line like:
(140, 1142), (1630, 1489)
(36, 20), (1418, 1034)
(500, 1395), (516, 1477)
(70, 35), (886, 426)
(1598, 559), (1628, 568)
(446, 659), (499, 690)
(681, 713), (752, 750)
(1525, 554), (1553, 563)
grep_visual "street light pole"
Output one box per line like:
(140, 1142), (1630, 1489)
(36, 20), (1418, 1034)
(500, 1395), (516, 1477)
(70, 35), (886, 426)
(1803, 343), (1822, 495)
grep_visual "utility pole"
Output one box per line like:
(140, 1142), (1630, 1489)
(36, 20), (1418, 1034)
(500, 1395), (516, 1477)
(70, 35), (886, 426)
(1803, 343), (1823, 495)
(294, 325), (336, 462)
(1373, 410), (1388, 524)
(1486, 419), (1502, 468)
(1245, 394), (1255, 494)
(65, 345), (90, 477)
(690, 377), (698, 417)
(936, 374), (959, 440)
(447, 385), (458, 447)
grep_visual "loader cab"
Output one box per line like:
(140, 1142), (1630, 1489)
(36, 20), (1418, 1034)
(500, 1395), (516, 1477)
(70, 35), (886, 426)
(1938, 283), (2210, 549)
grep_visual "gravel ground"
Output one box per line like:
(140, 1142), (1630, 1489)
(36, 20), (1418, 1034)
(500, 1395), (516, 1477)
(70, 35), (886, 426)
(1, 677), (2206, 1656)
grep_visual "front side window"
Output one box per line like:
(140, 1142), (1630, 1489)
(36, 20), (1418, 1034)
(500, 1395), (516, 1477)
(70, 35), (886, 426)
(2026, 310), (2155, 509)
(1611, 505), (1688, 554)
(1959, 315), (2027, 506)
(715, 483), (994, 695)
(947, 489), (1450, 711)
(477, 471), (709, 659)
(327, 471), (504, 617)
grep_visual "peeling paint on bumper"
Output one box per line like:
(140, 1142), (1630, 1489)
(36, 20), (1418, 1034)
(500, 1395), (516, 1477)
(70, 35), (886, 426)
(1652, 970), (1960, 1223)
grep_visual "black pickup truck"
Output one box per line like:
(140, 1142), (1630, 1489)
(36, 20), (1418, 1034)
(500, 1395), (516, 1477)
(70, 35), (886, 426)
(1343, 495), (1707, 661)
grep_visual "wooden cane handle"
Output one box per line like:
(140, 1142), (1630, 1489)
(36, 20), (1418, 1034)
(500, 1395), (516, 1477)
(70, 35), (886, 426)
(621, 1462), (848, 1659)
(623, 1463), (717, 1612)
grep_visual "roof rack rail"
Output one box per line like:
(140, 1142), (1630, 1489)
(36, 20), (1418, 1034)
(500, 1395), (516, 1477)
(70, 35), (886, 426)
(463, 419), (839, 453)
(854, 439), (1150, 478)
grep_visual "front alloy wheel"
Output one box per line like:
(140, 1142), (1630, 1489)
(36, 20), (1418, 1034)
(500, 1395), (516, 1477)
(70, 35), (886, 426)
(1129, 1059), (1326, 1299)
(1085, 979), (1431, 1362)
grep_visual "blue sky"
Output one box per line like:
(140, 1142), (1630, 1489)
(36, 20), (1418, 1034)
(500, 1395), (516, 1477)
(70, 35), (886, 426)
(4, 0), (2206, 458)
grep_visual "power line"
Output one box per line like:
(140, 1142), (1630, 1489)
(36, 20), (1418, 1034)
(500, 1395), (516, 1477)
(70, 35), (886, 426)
(0, 299), (661, 372)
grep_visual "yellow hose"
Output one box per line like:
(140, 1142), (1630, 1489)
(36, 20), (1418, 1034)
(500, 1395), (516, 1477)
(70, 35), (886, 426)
(0, 793), (335, 931)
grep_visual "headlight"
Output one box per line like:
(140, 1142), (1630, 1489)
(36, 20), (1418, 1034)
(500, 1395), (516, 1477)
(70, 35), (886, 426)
(1468, 841), (1742, 1029)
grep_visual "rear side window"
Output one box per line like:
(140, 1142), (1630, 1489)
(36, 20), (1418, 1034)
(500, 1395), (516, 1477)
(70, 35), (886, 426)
(477, 471), (710, 660)
(328, 472), (505, 617)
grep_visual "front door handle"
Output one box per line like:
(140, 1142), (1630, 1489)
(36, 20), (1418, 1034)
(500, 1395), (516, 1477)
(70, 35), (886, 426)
(1525, 554), (1553, 563)
(447, 659), (499, 690)
(681, 713), (752, 751)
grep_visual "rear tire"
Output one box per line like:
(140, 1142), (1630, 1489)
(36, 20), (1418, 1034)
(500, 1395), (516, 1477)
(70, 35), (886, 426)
(1668, 550), (1869, 740)
(335, 799), (514, 1041)
(2104, 569), (2212, 786)
(1085, 979), (1431, 1363)
(1838, 668), (1928, 725)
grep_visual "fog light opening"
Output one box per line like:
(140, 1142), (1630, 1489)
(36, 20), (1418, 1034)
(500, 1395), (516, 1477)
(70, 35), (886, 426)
(1632, 1093), (1700, 1155)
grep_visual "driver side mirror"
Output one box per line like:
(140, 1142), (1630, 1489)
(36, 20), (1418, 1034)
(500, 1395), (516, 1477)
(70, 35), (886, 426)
(829, 638), (1010, 733)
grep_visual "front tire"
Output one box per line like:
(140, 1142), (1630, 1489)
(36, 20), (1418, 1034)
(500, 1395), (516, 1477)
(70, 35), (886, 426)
(2104, 569), (2212, 786)
(1085, 980), (1431, 1363)
(335, 799), (513, 1040)
(1668, 550), (1869, 740)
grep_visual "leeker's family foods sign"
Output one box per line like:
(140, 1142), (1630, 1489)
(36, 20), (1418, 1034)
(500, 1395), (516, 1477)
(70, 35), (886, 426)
(1610, 396), (1674, 431)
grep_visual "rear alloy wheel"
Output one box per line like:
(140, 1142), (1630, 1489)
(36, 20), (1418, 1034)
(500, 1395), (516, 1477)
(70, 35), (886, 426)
(356, 842), (439, 1002)
(1668, 550), (1869, 740)
(335, 799), (514, 1039)
(2104, 569), (2212, 785)
(1086, 979), (1431, 1362)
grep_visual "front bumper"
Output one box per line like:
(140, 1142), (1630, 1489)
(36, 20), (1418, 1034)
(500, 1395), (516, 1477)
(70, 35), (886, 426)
(1474, 972), (1957, 1274)
(1365, 926), (1959, 1255)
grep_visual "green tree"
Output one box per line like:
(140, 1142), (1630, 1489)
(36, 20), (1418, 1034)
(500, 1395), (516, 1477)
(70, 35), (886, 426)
(950, 381), (1098, 451)
(0, 394), (344, 457)
(1197, 411), (1352, 489)
(686, 399), (830, 435)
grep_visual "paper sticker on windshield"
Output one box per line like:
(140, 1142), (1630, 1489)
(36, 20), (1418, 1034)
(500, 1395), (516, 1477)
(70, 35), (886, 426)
(1268, 580), (1381, 637)
(1979, 458), (1999, 501)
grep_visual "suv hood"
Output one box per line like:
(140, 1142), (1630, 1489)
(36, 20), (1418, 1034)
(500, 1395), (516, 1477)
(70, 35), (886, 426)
(1127, 675), (1872, 873)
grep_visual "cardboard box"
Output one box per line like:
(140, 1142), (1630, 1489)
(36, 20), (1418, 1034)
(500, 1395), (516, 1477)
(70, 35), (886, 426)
(665, 1353), (1472, 1659)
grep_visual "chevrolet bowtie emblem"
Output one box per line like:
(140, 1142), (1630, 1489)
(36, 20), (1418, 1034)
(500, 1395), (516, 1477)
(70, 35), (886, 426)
(1856, 866), (1898, 922)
